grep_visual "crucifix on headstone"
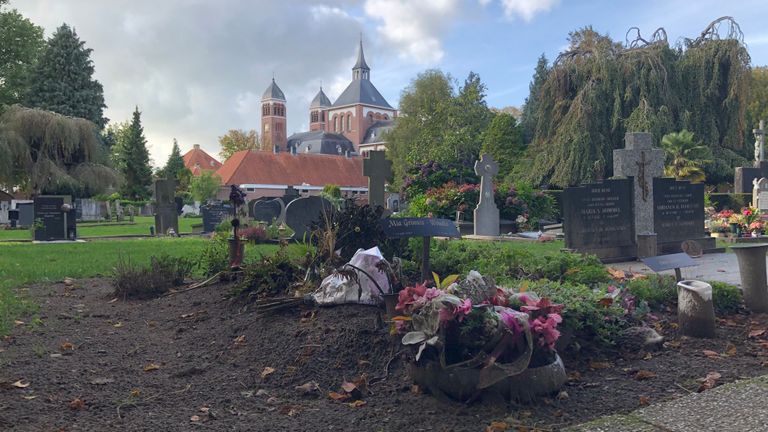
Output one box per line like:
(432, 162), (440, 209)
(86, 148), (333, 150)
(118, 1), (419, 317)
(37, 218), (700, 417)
(363, 150), (392, 208)
(754, 120), (766, 168)
(473, 153), (500, 237)
(613, 132), (664, 236)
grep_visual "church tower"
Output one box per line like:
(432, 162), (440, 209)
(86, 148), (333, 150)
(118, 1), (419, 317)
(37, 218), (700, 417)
(309, 87), (331, 131)
(261, 78), (287, 152)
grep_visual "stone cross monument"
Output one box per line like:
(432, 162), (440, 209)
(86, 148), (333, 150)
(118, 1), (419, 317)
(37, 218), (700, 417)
(473, 153), (500, 236)
(755, 120), (766, 167)
(362, 150), (392, 208)
(613, 132), (664, 237)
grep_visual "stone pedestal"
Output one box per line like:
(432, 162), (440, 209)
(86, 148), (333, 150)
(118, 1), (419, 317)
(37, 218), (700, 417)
(637, 233), (657, 259)
(731, 243), (768, 313)
(677, 280), (715, 338)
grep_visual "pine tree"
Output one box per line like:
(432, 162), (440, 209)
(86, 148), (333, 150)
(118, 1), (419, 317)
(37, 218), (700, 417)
(520, 54), (548, 144)
(159, 138), (186, 180)
(120, 107), (152, 199)
(25, 23), (107, 128)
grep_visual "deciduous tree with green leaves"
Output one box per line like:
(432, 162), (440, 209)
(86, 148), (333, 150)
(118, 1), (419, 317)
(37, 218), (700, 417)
(480, 112), (524, 179)
(386, 70), (493, 188)
(120, 107), (153, 200)
(190, 170), (221, 204)
(0, 6), (44, 108)
(218, 129), (259, 160)
(25, 23), (107, 128)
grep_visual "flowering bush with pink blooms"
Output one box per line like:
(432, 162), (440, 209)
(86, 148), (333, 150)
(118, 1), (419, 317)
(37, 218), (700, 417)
(396, 271), (564, 369)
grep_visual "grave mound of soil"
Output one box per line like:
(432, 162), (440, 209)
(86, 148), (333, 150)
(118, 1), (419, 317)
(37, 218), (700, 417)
(3, 278), (768, 431)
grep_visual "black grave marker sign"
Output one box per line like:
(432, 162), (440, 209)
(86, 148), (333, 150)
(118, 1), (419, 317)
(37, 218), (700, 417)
(380, 217), (460, 283)
(641, 252), (698, 281)
(201, 202), (233, 233)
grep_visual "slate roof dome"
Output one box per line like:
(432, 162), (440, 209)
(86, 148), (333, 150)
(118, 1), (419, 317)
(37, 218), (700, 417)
(309, 87), (332, 108)
(262, 78), (285, 101)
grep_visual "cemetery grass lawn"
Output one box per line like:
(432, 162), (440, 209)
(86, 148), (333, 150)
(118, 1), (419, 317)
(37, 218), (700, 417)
(0, 237), (286, 335)
(0, 216), (200, 241)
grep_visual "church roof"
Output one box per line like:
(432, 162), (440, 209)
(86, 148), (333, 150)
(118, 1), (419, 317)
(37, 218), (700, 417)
(183, 144), (222, 176)
(309, 87), (332, 108)
(287, 131), (355, 155)
(262, 78), (285, 101)
(216, 151), (366, 188)
(333, 79), (393, 109)
(362, 120), (395, 144)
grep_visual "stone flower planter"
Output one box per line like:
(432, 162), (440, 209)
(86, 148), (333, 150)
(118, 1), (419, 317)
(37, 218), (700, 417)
(410, 354), (566, 402)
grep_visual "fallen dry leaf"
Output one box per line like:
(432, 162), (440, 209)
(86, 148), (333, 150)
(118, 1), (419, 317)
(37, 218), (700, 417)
(199, 407), (210, 414)
(279, 404), (302, 416)
(260, 367), (276, 379)
(14, 320), (24, 326)
(130, 388), (141, 397)
(143, 363), (161, 372)
(341, 382), (357, 393)
(702, 350), (720, 359)
(643, 352), (653, 360)
(485, 421), (509, 432)
(749, 329), (767, 338)
(233, 335), (246, 347)
(328, 391), (350, 401)
(22, 395), (37, 400)
(190, 415), (201, 422)
(69, 398), (85, 410)
(697, 371), (722, 392)
(89, 377), (114, 385)
(295, 381), (320, 395)
(607, 268), (626, 280)
(112, 322), (123, 328)
(60, 342), (75, 351)
(108, 298), (118, 303)
(348, 400), (366, 408)
(634, 370), (657, 381)
(11, 380), (30, 388)
(567, 371), (582, 383)
(639, 396), (650, 406)
(589, 361), (612, 370)
(725, 343), (737, 357)
(664, 341), (681, 349)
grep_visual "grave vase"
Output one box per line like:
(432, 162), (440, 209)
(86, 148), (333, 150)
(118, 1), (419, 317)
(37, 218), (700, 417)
(731, 243), (768, 313)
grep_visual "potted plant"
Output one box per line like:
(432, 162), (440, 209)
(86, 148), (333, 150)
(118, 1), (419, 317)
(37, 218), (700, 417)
(395, 271), (566, 402)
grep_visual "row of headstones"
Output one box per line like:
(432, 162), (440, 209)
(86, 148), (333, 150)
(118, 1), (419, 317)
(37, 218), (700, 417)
(562, 132), (716, 262)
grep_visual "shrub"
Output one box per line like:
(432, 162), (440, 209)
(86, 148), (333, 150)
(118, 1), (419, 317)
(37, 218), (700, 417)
(235, 246), (299, 299)
(112, 254), (193, 299)
(710, 281), (742, 314)
(214, 219), (232, 237)
(197, 235), (229, 276)
(518, 280), (630, 346)
(240, 226), (267, 243)
(625, 275), (677, 308)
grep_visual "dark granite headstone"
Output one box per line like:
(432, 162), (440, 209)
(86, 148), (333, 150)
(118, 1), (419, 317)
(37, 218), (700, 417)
(284, 196), (334, 240)
(734, 162), (768, 194)
(201, 202), (233, 233)
(251, 198), (284, 224)
(33, 195), (76, 241)
(154, 179), (179, 235)
(653, 178), (715, 254)
(17, 202), (35, 228)
(563, 178), (635, 262)
(283, 186), (299, 203)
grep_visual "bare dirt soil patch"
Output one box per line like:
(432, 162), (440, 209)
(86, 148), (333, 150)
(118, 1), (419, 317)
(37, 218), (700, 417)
(2, 278), (768, 431)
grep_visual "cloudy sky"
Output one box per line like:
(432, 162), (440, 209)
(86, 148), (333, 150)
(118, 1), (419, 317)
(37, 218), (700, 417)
(11, 0), (768, 166)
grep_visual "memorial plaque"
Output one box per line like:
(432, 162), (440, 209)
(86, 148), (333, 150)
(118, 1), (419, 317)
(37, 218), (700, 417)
(641, 252), (698, 273)
(17, 202), (34, 227)
(154, 179), (179, 235)
(0, 201), (9, 224)
(380, 217), (461, 239)
(201, 202), (233, 233)
(563, 178), (635, 261)
(653, 178), (705, 243)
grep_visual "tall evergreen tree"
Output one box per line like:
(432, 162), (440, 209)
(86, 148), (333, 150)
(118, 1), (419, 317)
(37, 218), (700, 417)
(159, 138), (186, 180)
(120, 107), (152, 199)
(25, 23), (107, 128)
(0, 7), (44, 107)
(520, 54), (549, 144)
(480, 112), (524, 178)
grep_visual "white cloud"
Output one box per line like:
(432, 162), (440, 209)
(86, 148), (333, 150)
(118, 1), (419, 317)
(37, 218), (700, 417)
(498, 0), (560, 21)
(363, 0), (459, 64)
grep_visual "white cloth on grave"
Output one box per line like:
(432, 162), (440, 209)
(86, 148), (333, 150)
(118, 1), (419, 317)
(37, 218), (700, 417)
(313, 246), (390, 306)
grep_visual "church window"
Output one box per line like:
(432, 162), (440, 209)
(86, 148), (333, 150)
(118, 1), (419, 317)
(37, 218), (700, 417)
(264, 124), (270, 133)
(334, 116), (339, 132)
(311, 111), (318, 123)
(367, 112), (374, 122)
(383, 114), (389, 120)
(347, 114), (352, 131)
(262, 105), (269, 116)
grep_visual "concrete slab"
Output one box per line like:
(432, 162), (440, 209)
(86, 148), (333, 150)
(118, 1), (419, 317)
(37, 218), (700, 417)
(609, 252), (747, 287)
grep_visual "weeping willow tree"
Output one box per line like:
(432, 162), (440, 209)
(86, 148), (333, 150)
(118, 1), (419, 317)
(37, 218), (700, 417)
(0, 105), (119, 196)
(526, 17), (751, 187)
